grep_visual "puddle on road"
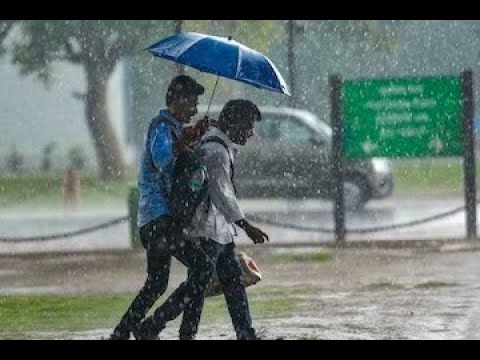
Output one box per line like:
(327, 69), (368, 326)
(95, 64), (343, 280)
(0, 269), (20, 277)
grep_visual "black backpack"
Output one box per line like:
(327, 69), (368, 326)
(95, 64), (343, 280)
(170, 136), (233, 230)
(169, 147), (209, 229)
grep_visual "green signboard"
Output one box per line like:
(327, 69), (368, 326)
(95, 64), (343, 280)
(343, 76), (464, 158)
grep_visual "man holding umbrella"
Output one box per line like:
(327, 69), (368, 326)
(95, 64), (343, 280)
(111, 31), (290, 340)
(109, 74), (213, 340)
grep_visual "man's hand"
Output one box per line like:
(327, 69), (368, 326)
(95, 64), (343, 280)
(174, 116), (216, 156)
(235, 219), (269, 244)
(194, 116), (216, 136)
(184, 116), (217, 143)
(245, 225), (269, 244)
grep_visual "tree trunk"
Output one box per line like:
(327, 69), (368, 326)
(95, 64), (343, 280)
(84, 65), (126, 181)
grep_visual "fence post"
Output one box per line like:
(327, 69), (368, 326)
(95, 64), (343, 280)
(128, 186), (141, 248)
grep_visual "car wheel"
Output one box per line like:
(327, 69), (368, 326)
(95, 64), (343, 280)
(343, 178), (369, 212)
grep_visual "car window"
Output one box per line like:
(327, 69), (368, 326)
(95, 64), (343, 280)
(256, 115), (314, 144)
(256, 116), (280, 140)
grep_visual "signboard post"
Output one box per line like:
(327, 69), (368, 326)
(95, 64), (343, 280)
(461, 70), (476, 240)
(330, 74), (345, 243)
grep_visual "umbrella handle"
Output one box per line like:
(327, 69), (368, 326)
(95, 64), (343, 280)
(206, 76), (219, 117)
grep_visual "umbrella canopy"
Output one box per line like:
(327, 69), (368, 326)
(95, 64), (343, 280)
(146, 32), (291, 96)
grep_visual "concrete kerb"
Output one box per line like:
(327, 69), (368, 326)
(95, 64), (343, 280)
(3, 238), (480, 259)
(237, 238), (480, 253)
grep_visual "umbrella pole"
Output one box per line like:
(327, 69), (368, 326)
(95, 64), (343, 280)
(206, 76), (220, 117)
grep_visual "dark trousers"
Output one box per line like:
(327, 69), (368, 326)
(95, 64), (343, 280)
(143, 234), (216, 334)
(179, 239), (256, 340)
(113, 217), (173, 336)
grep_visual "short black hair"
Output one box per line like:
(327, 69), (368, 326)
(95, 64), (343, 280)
(218, 99), (262, 127)
(166, 75), (205, 106)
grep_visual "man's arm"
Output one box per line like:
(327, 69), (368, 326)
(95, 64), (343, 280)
(205, 147), (269, 244)
(204, 147), (244, 223)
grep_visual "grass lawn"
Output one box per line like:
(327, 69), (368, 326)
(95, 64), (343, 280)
(0, 172), (134, 209)
(0, 289), (296, 337)
(392, 158), (478, 196)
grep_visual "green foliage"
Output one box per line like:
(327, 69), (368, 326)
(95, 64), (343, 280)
(5, 145), (24, 173)
(185, 20), (283, 54)
(319, 20), (394, 52)
(41, 142), (57, 172)
(6, 20), (177, 86)
(67, 146), (87, 170)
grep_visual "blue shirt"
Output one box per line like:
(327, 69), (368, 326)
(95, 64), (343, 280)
(137, 109), (183, 228)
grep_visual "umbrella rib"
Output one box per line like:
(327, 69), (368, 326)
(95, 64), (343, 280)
(235, 46), (242, 79)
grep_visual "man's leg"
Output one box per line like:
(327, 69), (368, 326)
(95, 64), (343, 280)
(134, 236), (216, 339)
(179, 239), (223, 340)
(110, 219), (171, 340)
(217, 244), (257, 340)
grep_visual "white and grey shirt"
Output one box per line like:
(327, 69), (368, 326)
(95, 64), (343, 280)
(185, 127), (244, 245)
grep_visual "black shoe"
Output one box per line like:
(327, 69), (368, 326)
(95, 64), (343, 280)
(179, 334), (196, 340)
(105, 329), (130, 340)
(237, 330), (261, 340)
(132, 318), (161, 340)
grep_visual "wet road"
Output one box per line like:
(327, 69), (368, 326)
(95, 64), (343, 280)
(0, 196), (476, 254)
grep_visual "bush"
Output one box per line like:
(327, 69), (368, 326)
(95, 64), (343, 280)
(6, 146), (24, 173)
(68, 146), (87, 170)
(41, 142), (57, 172)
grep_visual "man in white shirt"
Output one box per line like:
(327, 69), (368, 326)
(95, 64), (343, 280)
(134, 99), (269, 340)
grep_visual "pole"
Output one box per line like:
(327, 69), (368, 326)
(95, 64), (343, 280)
(330, 74), (345, 243)
(206, 76), (219, 117)
(175, 20), (185, 75)
(461, 69), (477, 239)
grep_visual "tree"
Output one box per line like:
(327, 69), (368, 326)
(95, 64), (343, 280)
(0, 20), (176, 180)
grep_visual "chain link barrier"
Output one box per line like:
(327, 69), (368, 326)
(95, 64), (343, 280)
(0, 216), (128, 243)
(0, 203), (472, 242)
(246, 204), (468, 234)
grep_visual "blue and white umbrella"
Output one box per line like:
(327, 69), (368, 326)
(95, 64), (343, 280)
(146, 32), (291, 111)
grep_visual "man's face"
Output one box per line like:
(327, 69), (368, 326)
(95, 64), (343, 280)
(175, 94), (199, 123)
(229, 121), (255, 146)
